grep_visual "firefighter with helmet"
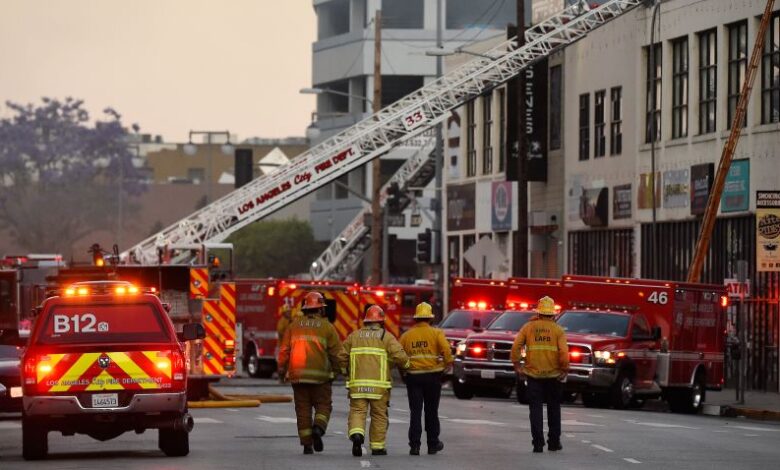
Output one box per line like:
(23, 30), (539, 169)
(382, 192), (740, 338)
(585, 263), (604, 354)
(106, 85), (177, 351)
(511, 296), (569, 453)
(399, 302), (453, 455)
(276, 303), (294, 342)
(278, 291), (344, 454)
(339, 305), (410, 457)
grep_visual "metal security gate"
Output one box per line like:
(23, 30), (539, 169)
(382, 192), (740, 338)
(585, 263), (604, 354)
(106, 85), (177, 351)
(567, 229), (634, 277)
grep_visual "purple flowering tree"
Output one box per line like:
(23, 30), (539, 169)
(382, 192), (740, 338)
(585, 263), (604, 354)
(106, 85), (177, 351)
(0, 97), (146, 253)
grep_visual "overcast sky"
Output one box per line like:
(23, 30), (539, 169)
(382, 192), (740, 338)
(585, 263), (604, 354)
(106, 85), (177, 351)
(0, 0), (316, 142)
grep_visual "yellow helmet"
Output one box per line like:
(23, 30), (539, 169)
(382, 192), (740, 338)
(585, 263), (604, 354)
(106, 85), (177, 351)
(414, 302), (434, 319)
(537, 296), (557, 316)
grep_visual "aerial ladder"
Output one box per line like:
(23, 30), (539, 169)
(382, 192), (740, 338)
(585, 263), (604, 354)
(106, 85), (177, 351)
(125, 0), (646, 266)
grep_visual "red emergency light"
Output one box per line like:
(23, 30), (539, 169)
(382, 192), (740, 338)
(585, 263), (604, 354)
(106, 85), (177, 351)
(720, 296), (729, 308)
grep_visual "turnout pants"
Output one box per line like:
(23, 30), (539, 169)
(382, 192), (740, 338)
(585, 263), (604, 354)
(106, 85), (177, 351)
(526, 377), (562, 447)
(405, 372), (443, 448)
(348, 390), (390, 451)
(292, 383), (333, 446)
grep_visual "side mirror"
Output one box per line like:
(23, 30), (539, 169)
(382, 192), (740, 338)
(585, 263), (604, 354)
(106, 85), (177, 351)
(179, 323), (206, 342)
(162, 303), (172, 313)
(652, 326), (662, 341)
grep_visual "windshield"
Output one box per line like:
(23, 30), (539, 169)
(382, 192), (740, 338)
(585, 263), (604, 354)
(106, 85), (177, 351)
(488, 311), (535, 332)
(439, 310), (500, 329)
(0, 345), (19, 358)
(37, 302), (171, 345)
(557, 311), (630, 337)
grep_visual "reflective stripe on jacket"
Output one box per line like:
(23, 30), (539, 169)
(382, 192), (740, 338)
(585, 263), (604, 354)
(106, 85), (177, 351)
(277, 314), (343, 384)
(510, 317), (569, 379)
(340, 324), (410, 399)
(399, 323), (453, 374)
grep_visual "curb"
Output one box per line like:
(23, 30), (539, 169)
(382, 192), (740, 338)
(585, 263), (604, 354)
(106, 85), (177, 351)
(703, 403), (780, 422)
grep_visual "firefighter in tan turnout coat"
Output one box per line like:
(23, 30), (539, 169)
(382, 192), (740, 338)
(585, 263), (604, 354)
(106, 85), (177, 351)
(278, 291), (344, 454)
(340, 305), (410, 457)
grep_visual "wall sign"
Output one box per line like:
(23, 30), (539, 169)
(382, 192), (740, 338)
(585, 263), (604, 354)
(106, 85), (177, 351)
(613, 184), (632, 220)
(637, 172), (661, 209)
(757, 191), (780, 272)
(690, 163), (715, 216)
(721, 159), (750, 213)
(447, 183), (476, 231)
(491, 181), (514, 232)
(663, 169), (690, 209)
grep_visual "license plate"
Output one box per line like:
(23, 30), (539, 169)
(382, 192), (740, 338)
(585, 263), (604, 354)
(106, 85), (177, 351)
(91, 393), (119, 408)
(10, 386), (22, 398)
(480, 370), (496, 379)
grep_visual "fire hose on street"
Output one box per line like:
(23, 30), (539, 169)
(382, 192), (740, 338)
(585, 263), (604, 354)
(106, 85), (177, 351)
(187, 384), (292, 408)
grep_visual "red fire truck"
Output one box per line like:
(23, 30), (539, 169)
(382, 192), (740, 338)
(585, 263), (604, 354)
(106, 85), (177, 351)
(443, 278), (508, 360)
(558, 275), (727, 413)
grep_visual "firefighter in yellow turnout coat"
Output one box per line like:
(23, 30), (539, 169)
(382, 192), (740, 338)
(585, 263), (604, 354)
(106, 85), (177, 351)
(340, 305), (410, 457)
(278, 292), (344, 454)
(399, 302), (453, 455)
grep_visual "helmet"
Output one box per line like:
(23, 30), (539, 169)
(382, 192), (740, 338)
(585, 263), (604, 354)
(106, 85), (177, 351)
(364, 305), (385, 323)
(413, 302), (434, 320)
(301, 291), (326, 311)
(536, 296), (557, 316)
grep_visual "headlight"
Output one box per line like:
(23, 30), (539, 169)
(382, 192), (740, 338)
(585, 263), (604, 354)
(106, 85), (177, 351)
(455, 341), (467, 356)
(593, 350), (616, 365)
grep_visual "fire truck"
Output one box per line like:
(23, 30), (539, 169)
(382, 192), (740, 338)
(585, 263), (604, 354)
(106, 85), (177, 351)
(558, 275), (727, 413)
(0, 254), (65, 343)
(452, 278), (563, 400)
(44, 244), (237, 400)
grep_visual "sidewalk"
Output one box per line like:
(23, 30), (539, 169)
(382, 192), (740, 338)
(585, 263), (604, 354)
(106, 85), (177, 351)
(704, 388), (780, 421)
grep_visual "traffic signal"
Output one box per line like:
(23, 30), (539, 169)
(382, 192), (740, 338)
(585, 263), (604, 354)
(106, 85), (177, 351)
(416, 228), (432, 264)
(386, 182), (402, 214)
(90, 243), (105, 267)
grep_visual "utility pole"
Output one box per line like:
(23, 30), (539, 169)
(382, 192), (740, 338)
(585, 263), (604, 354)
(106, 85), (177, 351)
(511, 0), (528, 277)
(370, 9), (383, 284)
(687, 0), (775, 282)
(434, 0), (443, 272)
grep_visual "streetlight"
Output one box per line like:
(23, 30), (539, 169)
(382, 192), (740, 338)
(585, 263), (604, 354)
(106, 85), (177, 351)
(118, 142), (140, 250)
(184, 130), (232, 205)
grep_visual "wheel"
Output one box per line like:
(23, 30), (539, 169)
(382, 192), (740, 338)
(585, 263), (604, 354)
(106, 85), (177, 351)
(498, 385), (513, 399)
(257, 364), (275, 379)
(246, 349), (262, 378)
(159, 427), (190, 457)
(453, 380), (474, 400)
(562, 391), (578, 404)
(22, 417), (48, 461)
(668, 373), (705, 414)
(609, 372), (634, 409)
(516, 380), (529, 404)
(582, 392), (607, 408)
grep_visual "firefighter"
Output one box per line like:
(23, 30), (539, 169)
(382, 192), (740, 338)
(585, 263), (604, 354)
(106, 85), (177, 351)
(278, 291), (343, 455)
(340, 305), (410, 457)
(276, 303), (293, 342)
(510, 296), (569, 453)
(399, 302), (453, 456)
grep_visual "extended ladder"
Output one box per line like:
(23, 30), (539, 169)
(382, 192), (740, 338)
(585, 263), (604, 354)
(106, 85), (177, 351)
(125, 0), (644, 265)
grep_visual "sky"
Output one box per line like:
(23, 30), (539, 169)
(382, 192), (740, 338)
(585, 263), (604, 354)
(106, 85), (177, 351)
(0, 0), (316, 142)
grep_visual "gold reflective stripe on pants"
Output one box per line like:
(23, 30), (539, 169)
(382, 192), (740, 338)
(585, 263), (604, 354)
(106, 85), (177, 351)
(527, 345), (559, 352)
(349, 427), (365, 436)
(370, 441), (385, 450)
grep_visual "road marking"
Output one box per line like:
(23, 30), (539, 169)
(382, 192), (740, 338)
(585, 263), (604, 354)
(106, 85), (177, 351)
(713, 430), (730, 433)
(624, 458), (641, 464)
(257, 416), (298, 424)
(744, 434), (760, 437)
(360, 460), (371, 468)
(447, 419), (506, 426)
(335, 431), (345, 435)
(0, 422), (21, 429)
(440, 415), (449, 419)
(592, 444), (614, 453)
(562, 411), (576, 415)
(389, 418), (409, 424)
(623, 420), (698, 430)
(565, 433), (576, 438)
(581, 440), (591, 444)
(728, 425), (780, 432)
(194, 417), (223, 424)
(561, 419), (604, 427)
(227, 408), (240, 412)
(586, 414), (605, 418)
(392, 408), (410, 413)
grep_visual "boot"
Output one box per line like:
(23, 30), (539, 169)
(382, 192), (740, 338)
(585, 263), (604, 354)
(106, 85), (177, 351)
(427, 441), (444, 455)
(303, 445), (314, 455)
(372, 448), (387, 456)
(410, 446), (420, 456)
(351, 434), (364, 457)
(312, 426), (324, 453)
(547, 440), (563, 451)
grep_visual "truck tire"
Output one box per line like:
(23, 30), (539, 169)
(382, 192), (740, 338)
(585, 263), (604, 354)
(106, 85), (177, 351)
(582, 392), (607, 408)
(246, 348), (262, 378)
(668, 373), (705, 414)
(516, 380), (529, 404)
(159, 427), (190, 457)
(22, 417), (48, 461)
(609, 372), (634, 409)
(453, 380), (475, 400)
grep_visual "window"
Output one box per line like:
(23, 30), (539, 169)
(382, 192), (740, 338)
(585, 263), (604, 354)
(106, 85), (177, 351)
(466, 101), (476, 177)
(187, 168), (205, 184)
(482, 93), (493, 174)
(381, 75), (424, 107)
(382, 0), (424, 29)
(550, 65), (563, 150)
(498, 88), (506, 172)
(728, 21), (748, 128)
(672, 37), (689, 139)
(579, 93), (590, 161)
(631, 315), (651, 337)
(762, 12), (780, 124)
(699, 29), (717, 134)
(446, 0), (516, 29)
(645, 43), (662, 143)
(462, 234), (476, 277)
(594, 90), (606, 158)
(610, 87), (623, 155)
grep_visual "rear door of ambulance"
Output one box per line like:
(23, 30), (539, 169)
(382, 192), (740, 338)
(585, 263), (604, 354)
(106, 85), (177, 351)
(236, 280), (279, 361)
(26, 299), (184, 407)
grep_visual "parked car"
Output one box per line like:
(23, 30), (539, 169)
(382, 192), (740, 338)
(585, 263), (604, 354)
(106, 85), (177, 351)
(0, 344), (22, 412)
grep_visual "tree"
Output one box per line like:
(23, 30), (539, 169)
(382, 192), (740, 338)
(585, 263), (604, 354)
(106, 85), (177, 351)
(0, 98), (145, 254)
(227, 220), (324, 278)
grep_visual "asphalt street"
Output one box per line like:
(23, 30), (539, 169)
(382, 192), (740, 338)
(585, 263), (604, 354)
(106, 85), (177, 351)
(1, 381), (779, 469)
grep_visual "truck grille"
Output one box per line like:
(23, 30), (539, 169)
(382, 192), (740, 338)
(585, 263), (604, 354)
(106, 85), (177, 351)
(465, 340), (514, 362)
(568, 344), (593, 365)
